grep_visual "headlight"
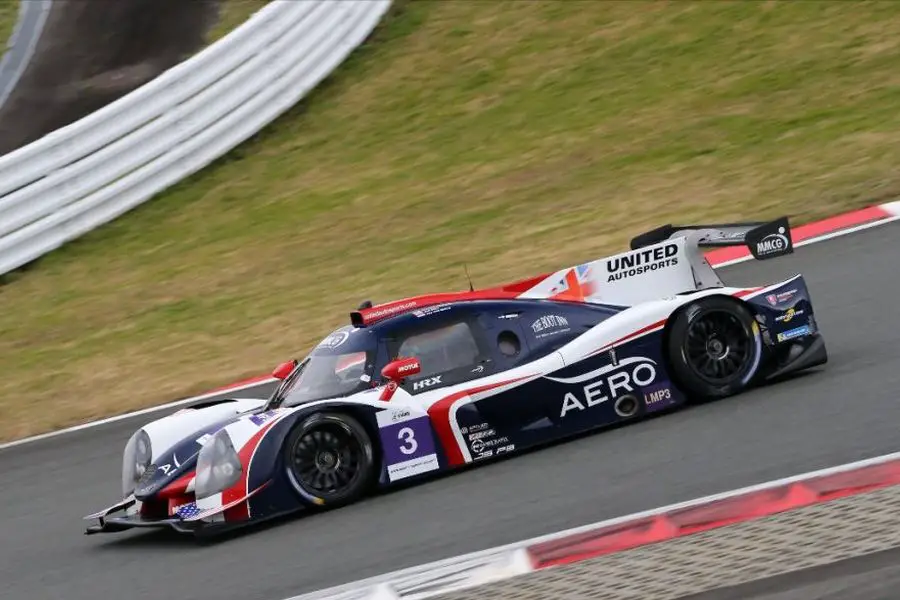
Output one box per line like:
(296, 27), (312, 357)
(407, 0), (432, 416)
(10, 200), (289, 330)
(121, 429), (152, 496)
(194, 429), (242, 500)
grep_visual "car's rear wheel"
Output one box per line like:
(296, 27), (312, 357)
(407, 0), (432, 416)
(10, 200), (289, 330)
(283, 412), (376, 508)
(666, 296), (762, 402)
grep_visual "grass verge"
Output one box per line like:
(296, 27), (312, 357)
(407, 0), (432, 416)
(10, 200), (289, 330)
(0, 0), (20, 54)
(2, 0), (900, 442)
(205, 0), (271, 44)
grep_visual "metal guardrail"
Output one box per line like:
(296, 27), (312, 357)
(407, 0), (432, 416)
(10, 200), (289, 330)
(0, 0), (391, 276)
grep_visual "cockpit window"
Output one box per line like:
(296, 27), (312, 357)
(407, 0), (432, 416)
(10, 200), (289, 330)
(397, 322), (481, 379)
(278, 351), (373, 407)
(273, 325), (377, 407)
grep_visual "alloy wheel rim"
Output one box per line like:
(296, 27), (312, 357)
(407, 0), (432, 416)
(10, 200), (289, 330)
(684, 310), (752, 383)
(292, 425), (362, 494)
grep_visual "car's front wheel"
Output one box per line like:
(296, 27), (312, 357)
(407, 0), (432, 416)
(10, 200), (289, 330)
(283, 412), (376, 508)
(666, 296), (763, 402)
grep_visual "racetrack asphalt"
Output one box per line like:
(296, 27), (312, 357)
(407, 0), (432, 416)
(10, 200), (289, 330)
(0, 0), (52, 111)
(2, 221), (899, 600)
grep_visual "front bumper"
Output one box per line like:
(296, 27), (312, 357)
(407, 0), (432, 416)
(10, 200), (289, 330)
(84, 500), (286, 539)
(83, 495), (207, 536)
(85, 513), (202, 535)
(84, 481), (275, 538)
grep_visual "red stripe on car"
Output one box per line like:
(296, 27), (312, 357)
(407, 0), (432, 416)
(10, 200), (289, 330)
(158, 471), (195, 499)
(222, 420), (279, 521)
(428, 377), (534, 467)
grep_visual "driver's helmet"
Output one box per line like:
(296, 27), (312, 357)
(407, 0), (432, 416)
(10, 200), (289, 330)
(333, 351), (367, 383)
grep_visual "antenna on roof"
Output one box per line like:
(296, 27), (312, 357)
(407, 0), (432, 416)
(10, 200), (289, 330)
(463, 263), (475, 292)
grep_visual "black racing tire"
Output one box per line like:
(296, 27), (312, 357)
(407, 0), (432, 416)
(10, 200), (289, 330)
(283, 412), (376, 509)
(665, 296), (763, 402)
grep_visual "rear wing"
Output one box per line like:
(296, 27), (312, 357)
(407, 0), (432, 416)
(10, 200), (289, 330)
(630, 216), (794, 261)
(624, 216), (795, 296)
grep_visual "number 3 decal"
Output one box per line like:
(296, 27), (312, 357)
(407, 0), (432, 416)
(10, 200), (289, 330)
(398, 426), (418, 455)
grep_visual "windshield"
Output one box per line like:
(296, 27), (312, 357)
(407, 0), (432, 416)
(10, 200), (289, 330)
(276, 351), (373, 407)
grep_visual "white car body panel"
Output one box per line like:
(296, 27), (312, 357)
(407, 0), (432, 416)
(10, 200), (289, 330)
(518, 236), (696, 306)
(141, 398), (266, 462)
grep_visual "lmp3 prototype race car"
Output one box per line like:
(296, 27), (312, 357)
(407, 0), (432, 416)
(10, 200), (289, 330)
(85, 217), (826, 537)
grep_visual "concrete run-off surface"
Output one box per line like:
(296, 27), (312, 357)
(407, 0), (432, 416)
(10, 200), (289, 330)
(1, 221), (900, 600)
(431, 485), (900, 600)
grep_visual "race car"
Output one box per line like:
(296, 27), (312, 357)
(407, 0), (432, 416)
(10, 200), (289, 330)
(84, 217), (826, 537)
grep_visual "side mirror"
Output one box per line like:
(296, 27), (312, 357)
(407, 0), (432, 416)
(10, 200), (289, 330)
(379, 357), (421, 401)
(272, 360), (297, 380)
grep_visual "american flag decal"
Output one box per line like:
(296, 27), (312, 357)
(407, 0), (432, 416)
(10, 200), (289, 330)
(174, 502), (221, 521)
(175, 502), (202, 519)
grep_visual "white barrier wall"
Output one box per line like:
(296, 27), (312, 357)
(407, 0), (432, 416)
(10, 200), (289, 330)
(0, 0), (391, 276)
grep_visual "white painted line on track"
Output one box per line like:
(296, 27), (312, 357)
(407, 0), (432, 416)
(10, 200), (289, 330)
(0, 378), (276, 451)
(2, 209), (898, 451)
(710, 213), (900, 269)
(282, 449), (900, 600)
(0, 0), (53, 110)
